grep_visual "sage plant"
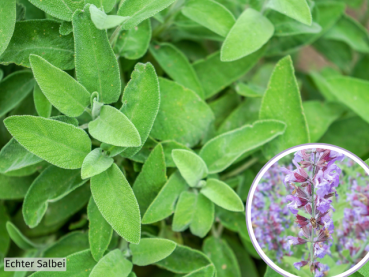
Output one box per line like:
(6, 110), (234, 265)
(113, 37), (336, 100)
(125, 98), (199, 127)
(284, 149), (344, 277)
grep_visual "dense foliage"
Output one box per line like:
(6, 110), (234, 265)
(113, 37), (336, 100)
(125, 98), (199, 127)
(1, 0), (369, 276)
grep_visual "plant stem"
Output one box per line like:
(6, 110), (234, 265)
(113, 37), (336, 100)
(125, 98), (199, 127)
(220, 157), (259, 180)
(109, 25), (122, 47)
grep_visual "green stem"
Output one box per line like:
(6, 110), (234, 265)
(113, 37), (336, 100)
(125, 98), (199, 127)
(109, 25), (122, 47)
(220, 157), (259, 180)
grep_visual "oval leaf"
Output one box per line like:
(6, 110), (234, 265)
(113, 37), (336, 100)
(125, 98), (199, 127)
(4, 116), (91, 169)
(0, 175), (33, 200)
(130, 238), (176, 266)
(30, 54), (90, 117)
(90, 4), (130, 30)
(201, 179), (244, 212)
(221, 8), (274, 62)
(91, 163), (141, 244)
(90, 249), (132, 277)
(0, 0), (16, 56)
(189, 194), (214, 238)
(33, 83), (52, 118)
(28, 0), (85, 21)
(172, 191), (197, 232)
(172, 149), (208, 187)
(266, 0), (312, 25)
(88, 105), (141, 147)
(6, 221), (38, 250)
(43, 232), (89, 258)
(0, 205), (10, 262)
(81, 148), (114, 179)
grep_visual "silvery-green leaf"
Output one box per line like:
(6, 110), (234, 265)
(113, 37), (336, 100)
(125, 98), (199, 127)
(142, 171), (188, 224)
(150, 42), (204, 98)
(88, 105), (141, 147)
(100, 143), (126, 158)
(161, 141), (192, 167)
(23, 166), (87, 228)
(133, 144), (167, 215)
(0, 0), (16, 56)
(131, 238), (176, 266)
(200, 120), (286, 174)
(201, 179), (244, 212)
(266, 0), (312, 25)
(0, 175), (33, 200)
(73, 4), (121, 104)
(0, 20), (75, 70)
(155, 244), (212, 274)
(4, 116), (91, 169)
(86, 0), (116, 13)
(27, 0), (84, 21)
(6, 222), (39, 250)
(181, 0), (235, 37)
(0, 205), (10, 262)
(0, 138), (43, 175)
(115, 20), (151, 60)
(259, 56), (309, 158)
(151, 78), (214, 148)
(91, 164), (141, 244)
(120, 63), (160, 157)
(33, 83), (52, 118)
(81, 148), (114, 179)
(172, 149), (208, 187)
(88, 197), (113, 262)
(30, 54), (90, 117)
(172, 191), (197, 232)
(194, 47), (265, 99)
(59, 21), (73, 36)
(221, 9), (273, 62)
(90, 4), (130, 30)
(189, 194), (214, 238)
(43, 232), (89, 258)
(32, 250), (97, 277)
(117, 0), (176, 30)
(0, 71), (34, 118)
(90, 249), (132, 277)
(235, 83), (264, 98)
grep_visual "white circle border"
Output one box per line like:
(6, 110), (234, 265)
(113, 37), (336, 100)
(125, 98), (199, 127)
(246, 143), (369, 277)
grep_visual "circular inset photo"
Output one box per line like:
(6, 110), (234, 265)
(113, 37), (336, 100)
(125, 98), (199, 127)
(246, 144), (369, 277)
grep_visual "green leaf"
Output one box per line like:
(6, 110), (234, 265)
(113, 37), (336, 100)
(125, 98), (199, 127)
(0, 205), (10, 262)
(151, 78), (214, 147)
(266, 0), (312, 25)
(43, 183), (91, 226)
(30, 55), (91, 117)
(28, 0), (84, 21)
(358, 258), (369, 276)
(88, 105), (141, 147)
(221, 8), (274, 62)
(91, 163), (141, 244)
(150, 42), (204, 98)
(33, 83), (52, 118)
(90, 4), (130, 30)
(190, 194), (214, 238)
(324, 76), (369, 125)
(73, 4), (121, 104)
(209, 90), (240, 128)
(194, 46), (265, 99)
(32, 250), (97, 277)
(161, 141), (192, 167)
(142, 171), (188, 224)
(172, 191), (197, 232)
(155, 244), (212, 274)
(201, 179), (244, 212)
(259, 56), (309, 158)
(320, 116), (369, 157)
(0, 0), (16, 56)
(0, 20), (75, 70)
(203, 237), (241, 277)
(0, 174), (33, 200)
(0, 71), (34, 118)
(183, 265), (215, 277)
(6, 221), (38, 250)
(86, 0), (116, 13)
(90, 249), (132, 277)
(172, 149), (208, 187)
(133, 144), (167, 215)
(117, 0), (176, 30)
(200, 120), (286, 173)
(324, 14), (369, 53)
(303, 101), (345, 142)
(309, 69), (340, 101)
(43, 232), (89, 258)
(81, 148), (114, 179)
(115, 19), (151, 60)
(131, 238), (176, 266)
(59, 21), (73, 36)
(120, 63), (160, 157)
(0, 138), (42, 175)
(181, 0), (235, 37)
(88, 197), (113, 261)
(23, 166), (87, 228)
(235, 83), (264, 98)
(4, 116), (91, 169)
(264, 266), (282, 277)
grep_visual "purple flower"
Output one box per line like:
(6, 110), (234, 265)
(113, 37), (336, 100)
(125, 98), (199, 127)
(287, 236), (307, 246)
(294, 261), (308, 270)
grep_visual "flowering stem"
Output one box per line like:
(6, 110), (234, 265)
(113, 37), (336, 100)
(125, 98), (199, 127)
(309, 151), (317, 275)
